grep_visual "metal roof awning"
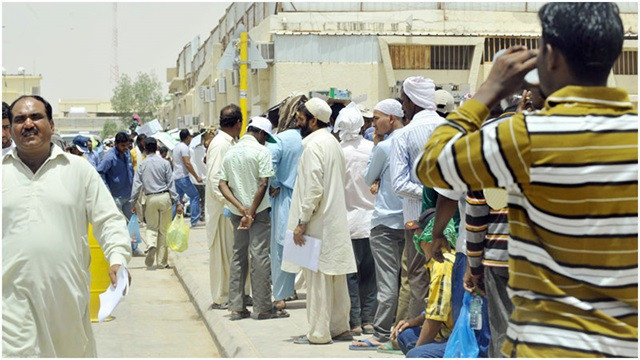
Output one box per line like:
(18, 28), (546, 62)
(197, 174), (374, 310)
(273, 30), (542, 37)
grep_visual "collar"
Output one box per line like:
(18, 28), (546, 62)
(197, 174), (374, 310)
(238, 133), (259, 144)
(5, 143), (67, 166)
(302, 127), (329, 146)
(217, 129), (235, 144)
(544, 86), (633, 110)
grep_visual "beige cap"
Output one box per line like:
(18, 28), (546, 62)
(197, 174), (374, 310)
(305, 97), (332, 123)
(435, 90), (455, 114)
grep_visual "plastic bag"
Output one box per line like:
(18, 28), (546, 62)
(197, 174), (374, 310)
(127, 214), (142, 244)
(167, 214), (189, 252)
(444, 291), (479, 358)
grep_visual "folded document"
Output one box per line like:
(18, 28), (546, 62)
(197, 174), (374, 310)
(98, 266), (130, 322)
(282, 230), (322, 272)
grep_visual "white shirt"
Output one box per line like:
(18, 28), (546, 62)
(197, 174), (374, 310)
(283, 129), (357, 275)
(340, 136), (375, 239)
(172, 142), (191, 179)
(2, 145), (131, 357)
(2, 141), (15, 156)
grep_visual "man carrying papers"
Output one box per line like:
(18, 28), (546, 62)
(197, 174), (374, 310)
(283, 98), (357, 345)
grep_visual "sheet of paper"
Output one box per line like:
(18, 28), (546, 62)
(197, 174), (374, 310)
(282, 230), (322, 272)
(98, 266), (129, 322)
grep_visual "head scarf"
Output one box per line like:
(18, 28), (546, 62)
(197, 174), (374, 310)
(277, 93), (308, 132)
(333, 102), (364, 142)
(374, 99), (404, 118)
(402, 76), (436, 111)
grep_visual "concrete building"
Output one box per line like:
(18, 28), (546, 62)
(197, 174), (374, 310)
(55, 99), (120, 135)
(160, 2), (638, 129)
(2, 70), (43, 105)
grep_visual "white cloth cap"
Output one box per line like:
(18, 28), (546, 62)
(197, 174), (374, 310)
(402, 76), (436, 111)
(247, 116), (277, 143)
(435, 90), (455, 113)
(374, 99), (404, 118)
(333, 102), (364, 142)
(305, 97), (332, 123)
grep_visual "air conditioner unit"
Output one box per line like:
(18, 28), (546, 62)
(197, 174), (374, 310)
(231, 69), (239, 86)
(184, 115), (193, 126)
(218, 77), (227, 94)
(257, 42), (274, 63)
(177, 117), (184, 128)
(199, 86), (206, 99)
(192, 115), (199, 126)
(209, 86), (216, 102)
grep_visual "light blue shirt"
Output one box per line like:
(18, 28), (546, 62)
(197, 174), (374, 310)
(363, 130), (404, 230)
(267, 129), (303, 191)
(389, 110), (445, 223)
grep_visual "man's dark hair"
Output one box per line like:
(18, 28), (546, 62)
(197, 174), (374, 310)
(159, 146), (169, 155)
(179, 129), (192, 141)
(2, 102), (9, 120)
(115, 131), (129, 144)
(316, 120), (329, 129)
(297, 102), (315, 122)
(330, 103), (345, 123)
(8, 95), (53, 124)
(136, 133), (147, 145)
(219, 104), (242, 128)
(144, 137), (158, 153)
(539, 2), (624, 82)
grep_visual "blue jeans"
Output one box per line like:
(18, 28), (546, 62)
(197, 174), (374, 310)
(398, 326), (448, 357)
(174, 177), (200, 226)
(113, 196), (138, 251)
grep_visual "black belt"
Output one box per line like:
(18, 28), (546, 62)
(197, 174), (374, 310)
(146, 190), (169, 196)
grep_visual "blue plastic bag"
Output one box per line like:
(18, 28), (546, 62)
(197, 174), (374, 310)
(444, 291), (479, 358)
(127, 214), (142, 244)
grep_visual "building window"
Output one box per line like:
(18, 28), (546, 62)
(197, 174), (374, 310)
(389, 44), (473, 70)
(430, 45), (474, 70)
(613, 50), (638, 75)
(483, 37), (539, 63)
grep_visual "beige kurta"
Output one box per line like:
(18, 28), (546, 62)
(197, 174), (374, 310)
(2, 145), (131, 357)
(283, 128), (357, 275)
(205, 131), (238, 304)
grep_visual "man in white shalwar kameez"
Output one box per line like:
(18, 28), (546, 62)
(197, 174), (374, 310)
(205, 104), (249, 309)
(3, 95), (132, 357)
(283, 98), (357, 345)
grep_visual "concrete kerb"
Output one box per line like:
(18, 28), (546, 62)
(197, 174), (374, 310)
(169, 246), (259, 358)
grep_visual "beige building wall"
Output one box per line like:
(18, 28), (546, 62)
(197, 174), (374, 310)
(58, 99), (114, 116)
(2, 74), (43, 106)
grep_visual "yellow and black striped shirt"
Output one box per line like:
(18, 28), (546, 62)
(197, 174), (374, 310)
(415, 86), (638, 357)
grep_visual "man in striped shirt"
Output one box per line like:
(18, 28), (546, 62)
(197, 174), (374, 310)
(415, 3), (637, 357)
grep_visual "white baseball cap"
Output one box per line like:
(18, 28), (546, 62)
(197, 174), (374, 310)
(247, 116), (277, 143)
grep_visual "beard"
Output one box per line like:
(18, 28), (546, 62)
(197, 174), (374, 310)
(300, 123), (312, 138)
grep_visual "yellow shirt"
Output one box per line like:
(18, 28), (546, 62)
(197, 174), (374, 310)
(424, 248), (455, 342)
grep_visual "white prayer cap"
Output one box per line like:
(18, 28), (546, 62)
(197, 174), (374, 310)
(374, 99), (404, 118)
(333, 102), (364, 142)
(402, 76), (436, 111)
(247, 116), (277, 143)
(304, 97), (331, 123)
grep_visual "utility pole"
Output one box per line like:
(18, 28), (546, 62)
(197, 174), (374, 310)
(239, 32), (248, 136)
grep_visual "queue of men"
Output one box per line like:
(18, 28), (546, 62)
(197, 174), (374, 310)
(2, 2), (637, 358)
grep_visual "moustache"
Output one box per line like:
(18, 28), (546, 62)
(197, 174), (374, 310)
(21, 129), (38, 137)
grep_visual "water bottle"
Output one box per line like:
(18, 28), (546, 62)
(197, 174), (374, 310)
(469, 293), (483, 330)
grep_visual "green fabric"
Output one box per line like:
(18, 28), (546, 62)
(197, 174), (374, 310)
(421, 186), (462, 232)
(413, 216), (458, 255)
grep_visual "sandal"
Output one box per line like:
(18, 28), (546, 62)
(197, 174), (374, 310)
(283, 291), (298, 302)
(229, 310), (250, 321)
(209, 302), (229, 310)
(256, 308), (290, 320)
(332, 332), (354, 342)
(273, 300), (286, 310)
(293, 335), (331, 345)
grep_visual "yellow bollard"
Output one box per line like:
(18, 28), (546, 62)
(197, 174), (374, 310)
(88, 224), (114, 322)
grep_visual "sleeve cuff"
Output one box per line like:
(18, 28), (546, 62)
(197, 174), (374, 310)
(109, 253), (128, 267)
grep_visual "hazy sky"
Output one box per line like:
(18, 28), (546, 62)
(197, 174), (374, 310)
(2, 1), (231, 114)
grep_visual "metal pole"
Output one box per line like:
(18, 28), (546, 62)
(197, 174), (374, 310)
(239, 32), (248, 137)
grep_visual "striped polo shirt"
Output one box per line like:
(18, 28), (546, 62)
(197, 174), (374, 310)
(414, 86), (638, 358)
(465, 190), (509, 274)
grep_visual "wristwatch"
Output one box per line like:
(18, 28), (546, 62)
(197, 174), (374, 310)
(298, 219), (308, 226)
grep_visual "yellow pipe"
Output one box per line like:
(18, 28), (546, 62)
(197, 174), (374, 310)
(239, 32), (248, 136)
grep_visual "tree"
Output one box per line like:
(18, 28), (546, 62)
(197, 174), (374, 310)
(100, 119), (122, 139)
(111, 72), (162, 127)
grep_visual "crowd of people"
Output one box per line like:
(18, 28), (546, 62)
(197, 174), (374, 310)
(2, 2), (637, 358)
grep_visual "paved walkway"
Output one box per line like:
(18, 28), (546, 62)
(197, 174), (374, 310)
(170, 226), (404, 358)
(92, 247), (220, 358)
